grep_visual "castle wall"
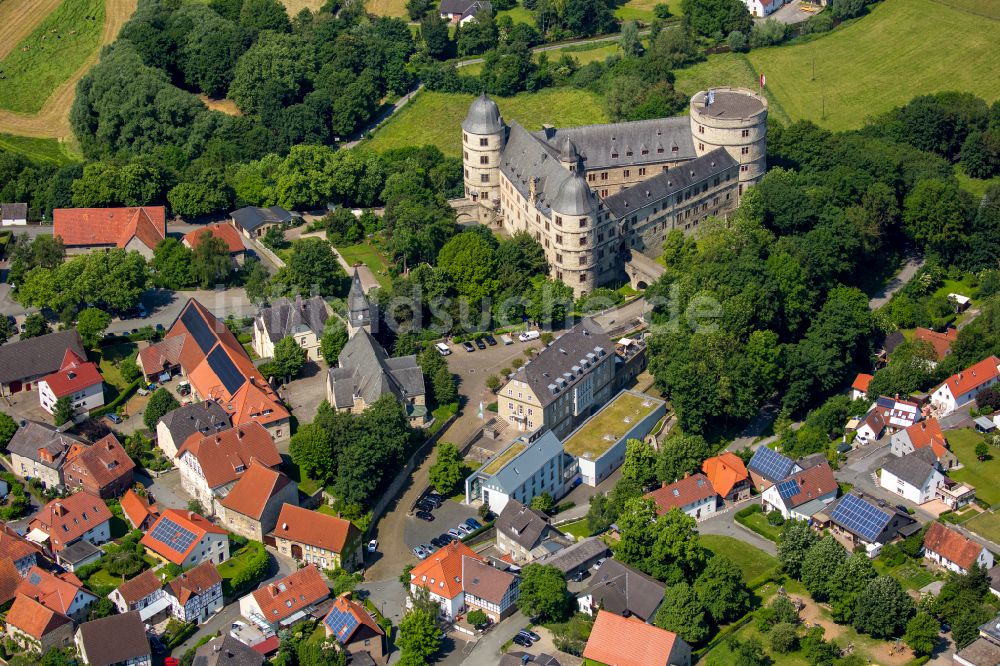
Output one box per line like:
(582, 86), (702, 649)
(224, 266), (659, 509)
(582, 157), (691, 198)
(463, 128), (503, 220)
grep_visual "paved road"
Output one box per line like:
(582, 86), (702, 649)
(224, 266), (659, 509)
(868, 255), (925, 310)
(460, 609), (528, 665)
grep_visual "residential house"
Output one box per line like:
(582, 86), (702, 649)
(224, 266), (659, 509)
(108, 569), (167, 621)
(346, 270), (374, 337)
(217, 462), (297, 542)
(17, 566), (97, 622)
(577, 559), (666, 623)
(7, 421), (82, 489)
(914, 327), (958, 363)
(562, 390), (666, 487)
(742, 0), (784, 17)
(823, 492), (920, 557)
(230, 206), (297, 239)
(761, 461), (838, 521)
(950, 293), (972, 312)
(120, 489), (160, 531)
(137, 299), (290, 441)
(534, 537), (610, 579)
(53, 206), (165, 260)
(494, 499), (563, 563)
(192, 635), (264, 666)
(58, 539), (103, 572)
(326, 329), (427, 426)
(890, 418), (959, 470)
(38, 350), (105, 418)
(63, 434), (135, 498)
(498, 319), (616, 439)
(439, 0), (492, 23)
(854, 408), (886, 445)
(164, 561), (223, 624)
(5, 593), (73, 654)
(465, 431), (570, 515)
(746, 446), (799, 492)
(955, 615), (1000, 666)
(0, 329), (86, 397)
(75, 611), (151, 666)
(878, 448), (944, 505)
(0, 519), (43, 577)
(409, 541), (483, 620)
(177, 422), (282, 515)
(582, 610), (691, 666)
(931, 356), (1000, 415)
(702, 452), (751, 503)
(323, 594), (386, 663)
(922, 522), (994, 575)
(155, 400), (231, 460)
(28, 492), (112, 555)
(181, 224), (247, 267)
(252, 296), (329, 362)
(1, 203), (27, 226)
(140, 509), (229, 567)
(936, 476), (977, 510)
(238, 565), (329, 630)
(270, 504), (361, 571)
(872, 395), (921, 434)
(0, 558), (23, 606)
(462, 557), (520, 621)
(850, 373), (873, 401)
(645, 473), (717, 520)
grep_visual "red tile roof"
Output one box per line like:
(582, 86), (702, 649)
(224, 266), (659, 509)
(0, 523), (43, 562)
(852, 373), (873, 393)
(251, 565), (329, 624)
(17, 566), (90, 615)
(166, 561), (221, 605)
(324, 595), (384, 645)
(0, 558), (21, 605)
(409, 541), (482, 601)
(583, 610), (682, 666)
(64, 434), (135, 492)
(53, 207), (165, 251)
(914, 327), (958, 361)
(115, 569), (164, 605)
(137, 336), (185, 375)
(40, 349), (103, 398)
(219, 462), (292, 520)
(905, 418), (949, 460)
(645, 473), (716, 515)
(923, 522), (985, 571)
(182, 224), (245, 254)
(938, 356), (1000, 399)
(702, 452), (748, 498)
(140, 509), (226, 565)
(177, 422), (281, 489)
(271, 504), (359, 555)
(120, 489), (158, 530)
(7, 592), (71, 640)
(28, 491), (113, 552)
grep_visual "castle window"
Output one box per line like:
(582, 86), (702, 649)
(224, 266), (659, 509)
(483, 192), (489, 200)
(588, 174), (595, 182)
(698, 143), (704, 151)
(545, 221), (550, 230)
(639, 168), (646, 176)
(555, 216), (562, 226)
(611, 152), (618, 159)
(464, 151), (468, 159)
(579, 274), (587, 283)
(672, 146), (679, 153)
(662, 166), (669, 172)
(481, 173), (490, 182)
(742, 129), (750, 137)
(579, 218), (587, 228)
(464, 133), (468, 142)
(545, 239), (550, 248)
(481, 155), (489, 164)
(597, 233), (604, 242)
(600, 172), (608, 181)
(600, 189), (608, 197)
(741, 146), (750, 155)
(579, 236), (587, 246)
(698, 126), (704, 134)
(556, 234), (563, 244)
(641, 148), (648, 155)
(626, 150), (633, 157)
(579, 256), (587, 266)
(740, 165), (749, 172)
(657, 147), (664, 154)
(464, 169), (469, 178)
(623, 169), (630, 178)
(480, 138), (489, 146)
(556, 254), (562, 263)
(556, 271), (563, 280)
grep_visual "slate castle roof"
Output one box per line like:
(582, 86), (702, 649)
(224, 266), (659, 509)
(327, 329), (424, 409)
(0, 329), (86, 385)
(256, 296), (329, 344)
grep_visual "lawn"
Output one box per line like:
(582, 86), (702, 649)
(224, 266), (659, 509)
(363, 88), (608, 157)
(558, 519), (592, 540)
(956, 167), (1000, 199)
(335, 242), (391, 289)
(735, 510), (783, 542)
(461, 41), (623, 77)
(874, 558), (937, 591)
(91, 342), (138, 391)
(496, 4), (534, 25)
(674, 0), (1000, 131)
(0, 133), (80, 165)
(364, 0), (407, 17)
(429, 402), (458, 435)
(0, 0), (106, 114)
(562, 391), (659, 458)
(614, 0), (681, 22)
(947, 428), (1000, 506)
(699, 534), (778, 584)
(964, 511), (1000, 545)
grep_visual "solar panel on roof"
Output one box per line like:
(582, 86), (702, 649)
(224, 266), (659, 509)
(207, 346), (245, 395)
(324, 606), (359, 643)
(829, 494), (890, 542)
(776, 478), (800, 500)
(748, 447), (794, 482)
(148, 517), (198, 555)
(181, 306), (218, 355)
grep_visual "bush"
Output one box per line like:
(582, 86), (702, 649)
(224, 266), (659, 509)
(220, 541), (269, 598)
(653, 2), (671, 18)
(727, 30), (748, 52)
(749, 19), (789, 48)
(735, 504), (763, 519)
(766, 510), (786, 526)
(770, 622), (799, 653)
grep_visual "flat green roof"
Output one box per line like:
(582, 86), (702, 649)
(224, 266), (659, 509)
(563, 392), (660, 460)
(482, 441), (527, 475)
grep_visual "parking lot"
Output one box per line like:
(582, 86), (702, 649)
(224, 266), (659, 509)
(402, 496), (480, 553)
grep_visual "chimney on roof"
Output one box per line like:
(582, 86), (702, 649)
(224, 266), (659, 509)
(238, 429), (245, 439)
(282, 522), (288, 530)
(188, 511), (195, 520)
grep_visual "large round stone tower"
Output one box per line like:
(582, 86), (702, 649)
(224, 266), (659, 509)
(689, 87), (768, 194)
(549, 168), (600, 296)
(462, 94), (506, 221)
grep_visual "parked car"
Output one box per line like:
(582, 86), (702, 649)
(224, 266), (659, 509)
(571, 570), (588, 583)
(415, 511), (435, 522)
(474, 338), (486, 350)
(155, 323), (165, 332)
(422, 495), (442, 508)
(426, 492), (445, 503)
(512, 635), (532, 647)
(484, 334), (497, 346)
(412, 546), (428, 559)
(456, 524), (472, 535)
(592, 558), (607, 571)
(367, 539), (378, 553)
(447, 528), (462, 539)
(435, 342), (452, 356)
(106, 413), (123, 424)
(420, 543), (434, 554)
(438, 533), (454, 544)
(416, 500), (435, 513)
(430, 537), (444, 548)
(465, 518), (482, 530)
(518, 330), (540, 342)
(462, 341), (475, 352)
(501, 334), (513, 345)
(520, 629), (541, 642)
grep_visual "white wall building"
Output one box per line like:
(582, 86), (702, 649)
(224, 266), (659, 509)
(878, 449), (944, 505)
(743, 0), (784, 17)
(645, 473), (718, 521)
(931, 356), (1000, 415)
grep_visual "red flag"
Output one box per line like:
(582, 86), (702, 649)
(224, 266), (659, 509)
(760, 73), (766, 88)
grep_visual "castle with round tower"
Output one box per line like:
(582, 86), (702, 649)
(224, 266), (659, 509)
(461, 87), (767, 296)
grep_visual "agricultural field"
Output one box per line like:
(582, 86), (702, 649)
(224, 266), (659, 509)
(674, 0), (1000, 131)
(614, 0), (681, 22)
(0, 133), (80, 165)
(365, 0), (408, 18)
(363, 88), (608, 157)
(460, 40), (623, 76)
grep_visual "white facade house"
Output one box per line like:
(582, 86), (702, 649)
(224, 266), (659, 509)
(931, 356), (1000, 415)
(760, 462), (838, 521)
(646, 473), (718, 521)
(465, 431), (569, 515)
(742, 0), (784, 17)
(1, 204), (27, 226)
(923, 522), (994, 575)
(37, 351), (104, 418)
(164, 562), (223, 624)
(878, 449), (944, 505)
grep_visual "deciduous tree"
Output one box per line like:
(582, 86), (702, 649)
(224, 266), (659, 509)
(429, 442), (463, 494)
(144, 388), (180, 430)
(852, 575), (914, 639)
(517, 564), (571, 622)
(654, 582), (710, 645)
(273, 336), (308, 379)
(694, 555), (751, 624)
(77, 308), (112, 348)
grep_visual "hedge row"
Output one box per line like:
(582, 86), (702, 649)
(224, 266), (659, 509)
(91, 379), (142, 418)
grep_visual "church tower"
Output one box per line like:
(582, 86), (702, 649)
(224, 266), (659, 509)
(346, 269), (373, 338)
(461, 94), (506, 222)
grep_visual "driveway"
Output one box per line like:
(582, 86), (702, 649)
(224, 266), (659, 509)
(761, 0), (822, 25)
(460, 609), (528, 665)
(868, 256), (925, 310)
(277, 361), (328, 427)
(136, 469), (192, 512)
(836, 441), (939, 523)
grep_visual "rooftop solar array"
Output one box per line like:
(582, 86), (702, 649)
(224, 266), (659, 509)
(181, 306), (218, 355)
(148, 516), (198, 555)
(207, 346), (245, 395)
(324, 605), (359, 644)
(829, 494), (890, 542)
(748, 446), (795, 483)
(776, 478), (800, 500)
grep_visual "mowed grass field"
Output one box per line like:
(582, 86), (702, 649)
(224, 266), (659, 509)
(460, 41), (623, 76)
(614, 0), (681, 22)
(674, 0), (1000, 131)
(363, 88), (608, 157)
(365, 0), (408, 18)
(0, 133), (80, 164)
(947, 428), (1000, 506)
(699, 534), (778, 583)
(0, 0), (106, 114)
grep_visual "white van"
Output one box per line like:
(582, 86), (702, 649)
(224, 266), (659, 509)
(435, 342), (452, 356)
(518, 330), (540, 342)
